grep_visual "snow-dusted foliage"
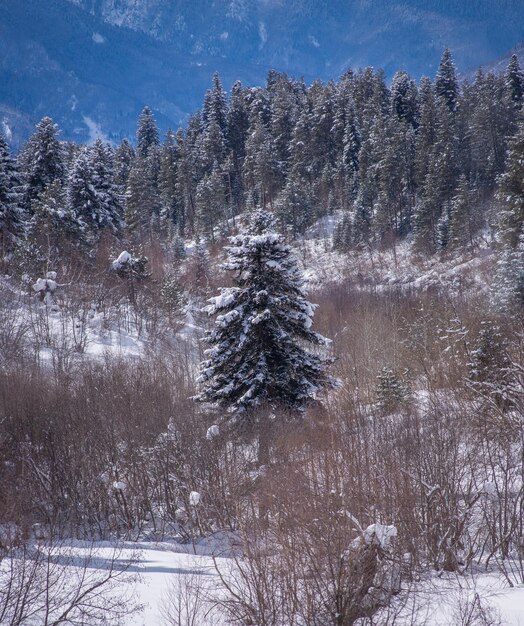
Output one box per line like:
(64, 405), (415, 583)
(18, 116), (65, 209)
(196, 210), (337, 413)
(0, 132), (23, 242)
(111, 250), (150, 278)
(67, 140), (122, 236)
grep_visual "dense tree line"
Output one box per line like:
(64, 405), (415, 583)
(1, 50), (523, 269)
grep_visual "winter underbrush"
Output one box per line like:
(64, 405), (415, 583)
(1, 229), (524, 624)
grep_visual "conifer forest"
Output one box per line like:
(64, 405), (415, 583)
(1, 48), (524, 625)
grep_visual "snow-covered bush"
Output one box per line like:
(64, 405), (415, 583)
(32, 270), (59, 306)
(111, 250), (150, 279)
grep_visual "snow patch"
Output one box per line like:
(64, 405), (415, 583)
(2, 119), (13, 143)
(92, 32), (105, 44)
(364, 523), (397, 548)
(112, 250), (132, 271)
(206, 424), (219, 440)
(82, 115), (110, 144)
(189, 491), (201, 506)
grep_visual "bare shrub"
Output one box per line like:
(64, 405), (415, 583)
(0, 535), (141, 626)
(161, 570), (220, 626)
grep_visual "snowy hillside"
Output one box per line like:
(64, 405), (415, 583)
(2, 0), (524, 144)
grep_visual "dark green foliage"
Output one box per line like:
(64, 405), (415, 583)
(497, 124), (524, 249)
(136, 106), (160, 158)
(19, 117), (65, 210)
(333, 213), (353, 252)
(435, 48), (459, 112)
(505, 54), (524, 108)
(161, 271), (186, 316)
(468, 322), (513, 409)
(196, 210), (337, 414)
(0, 132), (24, 245)
(11, 49), (523, 259)
(376, 366), (410, 412)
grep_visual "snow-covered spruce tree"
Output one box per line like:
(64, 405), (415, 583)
(196, 210), (337, 459)
(505, 53), (524, 109)
(491, 228), (524, 312)
(497, 123), (524, 249)
(67, 143), (122, 238)
(0, 131), (24, 251)
(18, 116), (65, 211)
(435, 48), (459, 113)
(136, 105), (159, 159)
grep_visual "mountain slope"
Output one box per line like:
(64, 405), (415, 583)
(1, 0), (523, 146)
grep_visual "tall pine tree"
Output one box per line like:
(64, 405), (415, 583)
(196, 210), (336, 420)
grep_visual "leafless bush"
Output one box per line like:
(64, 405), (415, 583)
(161, 569), (220, 626)
(0, 535), (141, 625)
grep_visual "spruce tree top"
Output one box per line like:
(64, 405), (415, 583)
(196, 210), (337, 414)
(136, 106), (159, 158)
(435, 48), (458, 112)
(505, 54), (524, 106)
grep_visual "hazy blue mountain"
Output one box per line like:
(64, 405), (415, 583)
(470, 42), (524, 79)
(1, 0), (523, 147)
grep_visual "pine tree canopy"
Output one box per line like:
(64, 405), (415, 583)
(196, 210), (337, 414)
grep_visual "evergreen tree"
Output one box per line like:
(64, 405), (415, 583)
(114, 139), (135, 192)
(352, 190), (373, 248)
(201, 117), (226, 171)
(193, 239), (211, 297)
(227, 80), (249, 160)
(125, 149), (161, 237)
(414, 77), (437, 188)
(391, 71), (419, 127)
(136, 106), (160, 158)
(497, 123), (524, 249)
(196, 161), (226, 242)
(227, 80), (250, 212)
(469, 322), (514, 408)
(270, 72), (298, 186)
(309, 82), (337, 178)
(173, 129), (193, 236)
(470, 71), (512, 189)
(243, 113), (276, 208)
(505, 54), (524, 108)
(448, 175), (475, 249)
(68, 143), (122, 237)
(435, 48), (459, 112)
(413, 100), (458, 250)
(492, 230), (524, 312)
(196, 210), (336, 417)
(341, 102), (361, 199)
(159, 129), (180, 233)
(275, 177), (314, 237)
(0, 132), (23, 247)
(333, 212), (353, 252)
(203, 72), (227, 133)
(374, 118), (415, 240)
(376, 366), (410, 413)
(19, 117), (65, 210)
(288, 108), (314, 185)
(31, 179), (84, 246)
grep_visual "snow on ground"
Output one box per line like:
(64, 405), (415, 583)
(299, 231), (496, 295)
(55, 540), (524, 625)
(54, 539), (230, 625)
(124, 541), (227, 625)
(394, 572), (524, 626)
